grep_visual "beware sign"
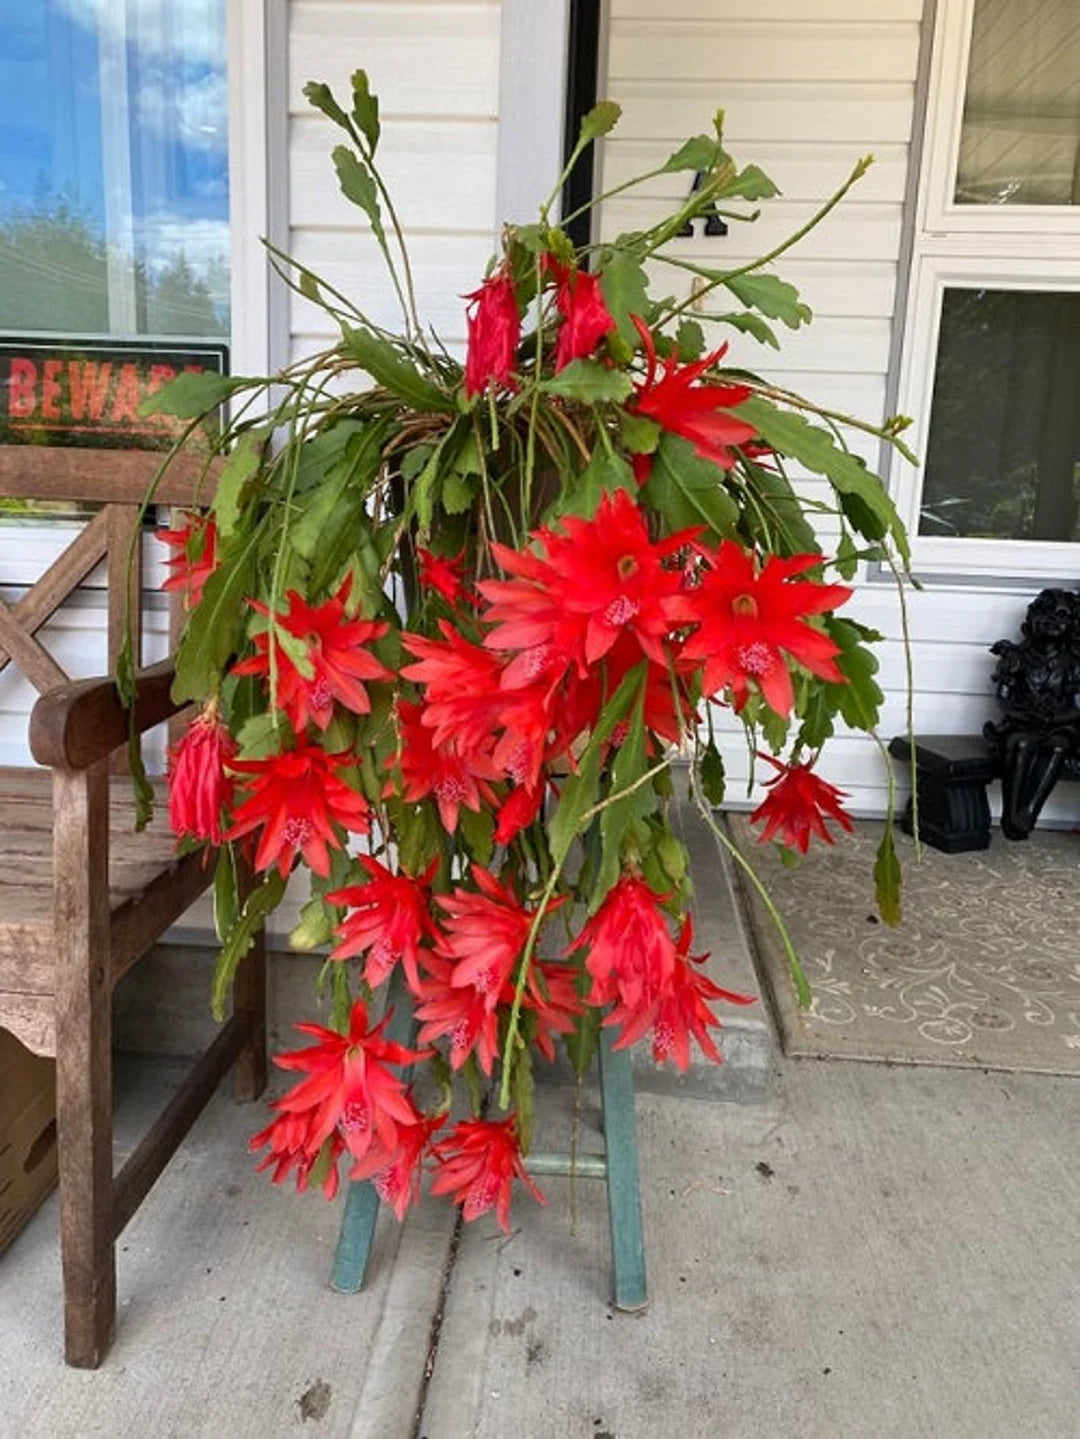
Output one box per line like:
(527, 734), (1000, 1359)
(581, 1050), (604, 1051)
(0, 338), (229, 450)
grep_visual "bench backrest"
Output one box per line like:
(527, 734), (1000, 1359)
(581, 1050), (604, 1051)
(0, 445), (213, 766)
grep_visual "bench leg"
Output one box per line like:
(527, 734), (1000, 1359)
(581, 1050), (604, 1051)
(598, 1027), (647, 1312)
(53, 763), (117, 1368)
(232, 858), (267, 1103)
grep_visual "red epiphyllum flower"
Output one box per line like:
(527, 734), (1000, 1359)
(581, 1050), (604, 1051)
(232, 579), (391, 732)
(371, 1112), (446, 1221)
(417, 546), (472, 607)
(435, 865), (535, 1012)
(464, 267), (520, 397)
(168, 704), (237, 845)
(250, 1115), (346, 1200)
(630, 315), (758, 470)
(159, 514), (217, 609)
(480, 488), (695, 677)
(547, 258), (616, 371)
(608, 916), (756, 1070)
(672, 540), (852, 717)
(328, 856), (439, 995)
(227, 742), (371, 878)
(430, 1115), (546, 1232)
(750, 753), (854, 853)
(393, 700), (502, 834)
(251, 999), (428, 1189)
(568, 874), (677, 1016)
(414, 954), (502, 1075)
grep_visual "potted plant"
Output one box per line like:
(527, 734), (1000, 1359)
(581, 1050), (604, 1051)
(132, 73), (912, 1229)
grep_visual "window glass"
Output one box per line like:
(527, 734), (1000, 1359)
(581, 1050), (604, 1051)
(919, 287), (1080, 541)
(0, 1), (229, 337)
(956, 0), (1080, 207)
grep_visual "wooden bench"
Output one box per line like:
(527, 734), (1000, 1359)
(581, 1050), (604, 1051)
(0, 446), (266, 1368)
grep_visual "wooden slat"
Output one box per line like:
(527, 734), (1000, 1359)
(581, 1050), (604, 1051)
(0, 445), (220, 507)
(0, 991), (56, 1057)
(110, 848), (213, 984)
(0, 508), (110, 676)
(0, 597), (70, 693)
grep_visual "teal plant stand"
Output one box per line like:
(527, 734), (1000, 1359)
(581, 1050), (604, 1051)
(329, 982), (648, 1311)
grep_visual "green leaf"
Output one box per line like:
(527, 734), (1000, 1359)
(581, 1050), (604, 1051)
(511, 1048), (535, 1153)
(441, 469), (475, 515)
(795, 687), (836, 750)
(599, 250), (650, 345)
(211, 870), (286, 1021)
(542, 359), (633, 405)
(578, 100), (621, 145)
(332, 145), (386, 246)
(554, 448), (635, 522)
(737, 397), (909, 563)
(675, 319), (705, 361)
(303, 80), (351, 132)
(700, 741), (726, 806)
(213, 847), (239, 942)
(341, 326), (454, 413)
(661, 136), (721, 174)
(350, 69), (380, 152)
(594, 681), (657, 908)
(873, 824), (902, 927)
(139, 370), (250, 419)
(726, 164), (779, 201)
(723, 273), (811, 330)
(458, 803), (494, 866)
(715, 311), (779, 350)
(235, 711), (280, 760)
(826, 617), (884, 731)
(835, 530), (859, 581)
(566, 1004), (601, 1079)
(643, 433), (740, 541)
(290, 895), (338, 951)
(212, 432), (262, 539)
(545, 665), (644, 869)
(172, 530), (259, 703)
(618, 410), (660, 455)
(741, 458), (820, 556)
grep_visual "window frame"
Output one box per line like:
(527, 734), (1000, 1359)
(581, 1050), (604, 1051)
(893, 0), (1080, 582)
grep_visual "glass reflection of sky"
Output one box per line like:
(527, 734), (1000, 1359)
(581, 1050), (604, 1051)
(0, 0), (228, 329)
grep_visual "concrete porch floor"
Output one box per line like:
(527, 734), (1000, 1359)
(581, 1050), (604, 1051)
(0, 1054), (1077, 1438)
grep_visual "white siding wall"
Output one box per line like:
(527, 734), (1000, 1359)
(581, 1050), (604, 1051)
(599, 0), (1078, 823)
(287, 0), (501, 365)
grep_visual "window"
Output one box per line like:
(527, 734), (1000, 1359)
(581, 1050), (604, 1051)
(894, 0), (1080, 579)
(0, 0), (229, 516)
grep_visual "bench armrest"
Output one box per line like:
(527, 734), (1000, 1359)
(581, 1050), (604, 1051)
(29, 658), (182, 770)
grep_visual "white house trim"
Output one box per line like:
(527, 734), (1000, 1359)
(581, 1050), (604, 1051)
(495, 0), (574, 226)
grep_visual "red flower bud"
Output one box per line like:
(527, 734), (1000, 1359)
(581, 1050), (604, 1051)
(464, 268), (520, 397)
(168, 706), (238, 845)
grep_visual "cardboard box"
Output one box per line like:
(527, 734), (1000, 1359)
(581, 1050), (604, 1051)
(0, 1029), (58, 1254)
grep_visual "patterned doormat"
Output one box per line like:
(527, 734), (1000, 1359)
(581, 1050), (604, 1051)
(727, 815), (1080, 1075)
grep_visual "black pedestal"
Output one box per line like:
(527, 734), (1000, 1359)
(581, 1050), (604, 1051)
(888, 734), (996, 854)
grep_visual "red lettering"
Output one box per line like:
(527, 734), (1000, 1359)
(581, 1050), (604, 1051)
(41, 359), (63, 421)
(68, 362), (112, 422)
(148, 364), (176, 393)
(8, 357), (38, 419)
(110, 363), (140, 425)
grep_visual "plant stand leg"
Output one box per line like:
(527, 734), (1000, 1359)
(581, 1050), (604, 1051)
(597, 1028), (647, 1312)
(330, 970), (415, 1294)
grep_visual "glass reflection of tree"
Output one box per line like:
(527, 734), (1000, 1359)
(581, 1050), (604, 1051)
(0, 201), (226, 338)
